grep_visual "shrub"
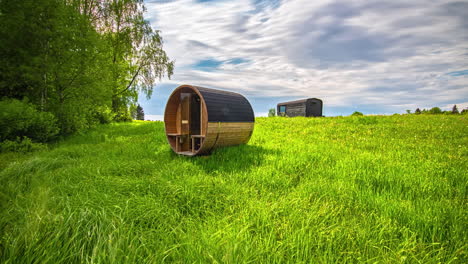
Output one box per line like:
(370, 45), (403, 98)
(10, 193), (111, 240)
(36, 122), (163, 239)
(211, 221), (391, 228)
(268, 108), (276, 117)
(0, 99), (59, 142)
(352, 116), (378, 125)
(136, 104), (145, 120)
(0, 137), (47, 153)
(428, 107), (442, 114)
(113, 108), (133, 122)
(94, 106), (115, 124)
(351, 111), (364, 116)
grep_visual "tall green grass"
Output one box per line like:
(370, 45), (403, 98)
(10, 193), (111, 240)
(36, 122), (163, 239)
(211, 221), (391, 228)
(1, 115), (466, 263)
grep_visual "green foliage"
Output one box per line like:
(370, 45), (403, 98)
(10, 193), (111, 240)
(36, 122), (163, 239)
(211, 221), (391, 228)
(113, 109), (134, 122)
(0, 116), (466, 262)
(414, 107), (453, 115)
(100, 0), (174, 115)
(428, 107), (442, 114)
(452, 105), (459, 114)
(268, 108), (276, 117)
(135, 104), (145, 120)
(351, 111), (364, 116)
(0, 99), (59, 142)
(0, 137), (47, 153)
(348, 116), (379, 125)
(94, 106), (116, 124)
(0, 0), (172, 134)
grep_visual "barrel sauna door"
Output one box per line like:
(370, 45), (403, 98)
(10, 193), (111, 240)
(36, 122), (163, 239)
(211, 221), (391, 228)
(190, 95), (201, 135)
(177, 93), (202, 153)
(180, 93), (190, 135)
(176, 93), (190, 152)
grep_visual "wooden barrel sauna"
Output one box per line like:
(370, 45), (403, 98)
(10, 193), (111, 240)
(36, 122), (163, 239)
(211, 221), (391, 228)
(164, 85), (255, 156)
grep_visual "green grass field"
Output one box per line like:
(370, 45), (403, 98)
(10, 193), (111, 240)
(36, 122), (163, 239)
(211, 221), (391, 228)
(1, 115), (467, 263)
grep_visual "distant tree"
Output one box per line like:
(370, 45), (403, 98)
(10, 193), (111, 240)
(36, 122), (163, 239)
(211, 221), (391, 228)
(99, 0), (174, 117)
(406, 109), (411, 114)
(136, 104), (144, 120)
(268, 108), (276, 117)
(351, 111), (363, 116)
(415, 108), (421, 114)
(452, 105), (459, 114)
(461, 108), (468, 115)
(428, 107), (442, 114)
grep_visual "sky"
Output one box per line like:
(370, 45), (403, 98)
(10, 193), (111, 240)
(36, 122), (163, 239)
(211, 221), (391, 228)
(139, 0), (468, 120)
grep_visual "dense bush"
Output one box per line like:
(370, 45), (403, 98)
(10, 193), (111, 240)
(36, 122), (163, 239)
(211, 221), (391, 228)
(113, 109), (133, 122)
(428, 107), (442, 114)
(0, 137), (47, 153)
(0, 99), (59, 143)
(351, 111), (364, 116)
(268, 108), (276, 117)
(94, 106), (116, 124)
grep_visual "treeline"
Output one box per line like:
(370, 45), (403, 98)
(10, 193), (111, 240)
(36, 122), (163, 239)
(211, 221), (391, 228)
(409, 105), (467, 115)
(0, 0), (173, 148)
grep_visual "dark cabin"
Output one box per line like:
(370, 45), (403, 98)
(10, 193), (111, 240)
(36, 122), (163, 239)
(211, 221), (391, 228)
(277, 98), (323, 117)
(164, 84), (255, 156)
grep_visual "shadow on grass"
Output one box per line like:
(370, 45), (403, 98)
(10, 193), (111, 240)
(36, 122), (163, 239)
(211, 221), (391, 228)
(186, 144), (274, 174)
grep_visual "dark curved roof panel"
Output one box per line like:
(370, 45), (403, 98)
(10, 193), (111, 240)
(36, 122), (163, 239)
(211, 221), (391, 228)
(195, 86), (255, 123)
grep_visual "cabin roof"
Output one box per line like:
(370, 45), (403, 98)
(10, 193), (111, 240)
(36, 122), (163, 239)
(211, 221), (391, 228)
(277, 98), (322, 106)
(174, 85), (255, 123)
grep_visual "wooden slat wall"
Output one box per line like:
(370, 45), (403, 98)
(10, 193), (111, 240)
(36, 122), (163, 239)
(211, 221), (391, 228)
(165, 91), (180, 134)
(286, 103), (306, 117)
(198, 122), (254, 154)
(201, 99), (207, 136)
(175, 105), (181, 134)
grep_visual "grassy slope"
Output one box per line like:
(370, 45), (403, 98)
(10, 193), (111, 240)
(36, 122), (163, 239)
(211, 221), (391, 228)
(0, 115), (467, 263)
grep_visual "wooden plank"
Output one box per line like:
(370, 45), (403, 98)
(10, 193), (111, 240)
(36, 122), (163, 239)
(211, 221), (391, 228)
(201, 122), (254, 150)
(176, 104), (181, 134)
(201, 99), (208, 137)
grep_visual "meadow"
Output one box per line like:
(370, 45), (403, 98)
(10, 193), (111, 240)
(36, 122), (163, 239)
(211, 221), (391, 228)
(0, 115), (466, 263)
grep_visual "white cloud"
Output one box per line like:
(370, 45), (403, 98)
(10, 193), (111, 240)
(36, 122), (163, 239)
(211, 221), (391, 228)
(441, 102), (468, 111)
(145, 114), (164, 121)
(145, 0), (468, 114)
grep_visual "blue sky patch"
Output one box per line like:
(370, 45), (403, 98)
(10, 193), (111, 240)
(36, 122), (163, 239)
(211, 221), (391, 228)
(196, 0), (226, 3)
(193, 58), (249, 71)
(193, 59), (223, 71)
(447, 70), (468, 76)
(227, 58), (249, 64)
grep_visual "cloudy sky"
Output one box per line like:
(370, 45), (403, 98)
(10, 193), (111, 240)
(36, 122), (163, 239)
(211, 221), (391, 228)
(139, 0), (468, 119)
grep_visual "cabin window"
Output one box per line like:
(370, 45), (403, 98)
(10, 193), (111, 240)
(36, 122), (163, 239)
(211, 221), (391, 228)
(279, 105), (286, 113)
